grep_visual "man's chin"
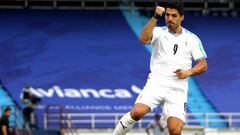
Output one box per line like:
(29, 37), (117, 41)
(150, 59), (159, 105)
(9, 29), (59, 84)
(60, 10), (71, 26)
(167, 25), (173, 30)
(167, 25), (176, 31)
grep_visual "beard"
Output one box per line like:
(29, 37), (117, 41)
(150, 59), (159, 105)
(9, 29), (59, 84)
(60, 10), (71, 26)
(167, 23), (178, 32)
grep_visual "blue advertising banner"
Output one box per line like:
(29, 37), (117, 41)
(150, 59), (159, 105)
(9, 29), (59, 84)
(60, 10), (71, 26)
(0, 10), (150, 114)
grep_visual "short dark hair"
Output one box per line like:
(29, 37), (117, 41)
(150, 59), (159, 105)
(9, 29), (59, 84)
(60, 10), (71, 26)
(165, 0), (184, 16)
(24, 85), (30, 89)
(4, 106), (11, 113)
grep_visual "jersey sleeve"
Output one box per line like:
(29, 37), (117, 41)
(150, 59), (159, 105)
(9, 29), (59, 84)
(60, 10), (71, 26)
(1, 117), (8, 126)
(190, 35), (207, 61)
(150, 27), (162, 46)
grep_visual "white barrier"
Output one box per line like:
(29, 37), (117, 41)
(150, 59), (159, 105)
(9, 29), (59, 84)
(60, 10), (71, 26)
(44, 112), (240, 129)
(62, 128), (240, 135)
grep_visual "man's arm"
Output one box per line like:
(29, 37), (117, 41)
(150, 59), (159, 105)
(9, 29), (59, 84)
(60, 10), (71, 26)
(146, 127), (150, 135)
(175, 59), (208, 79)
(189, 58), (208, 76)
(139, 6), (165, 44)
(2, 125), (8, 135)
(156, 121), (164, 132)
(146, 123), (153, 135)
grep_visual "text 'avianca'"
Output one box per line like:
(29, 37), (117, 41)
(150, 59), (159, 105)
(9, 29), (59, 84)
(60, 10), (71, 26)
(29, 85), (142, 99)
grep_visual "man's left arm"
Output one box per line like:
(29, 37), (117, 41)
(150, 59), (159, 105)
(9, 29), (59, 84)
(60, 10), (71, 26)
(156, 121), (164, 132)
(175, 58), (208, 79)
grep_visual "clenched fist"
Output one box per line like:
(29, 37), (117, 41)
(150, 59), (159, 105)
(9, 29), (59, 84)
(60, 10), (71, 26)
(155, 6), (165, 16)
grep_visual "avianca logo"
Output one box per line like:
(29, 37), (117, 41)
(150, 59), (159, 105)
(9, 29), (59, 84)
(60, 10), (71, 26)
(30, 85), (142, 99)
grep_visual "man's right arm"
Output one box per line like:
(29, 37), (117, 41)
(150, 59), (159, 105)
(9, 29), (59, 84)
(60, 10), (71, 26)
(146, 125), (152, 135)
(2, 125), (8, 135)
(139, 6), (165, 45)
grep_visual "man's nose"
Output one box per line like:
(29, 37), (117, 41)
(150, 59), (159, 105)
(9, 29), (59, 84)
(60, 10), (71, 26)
(168, 15), (173, 21)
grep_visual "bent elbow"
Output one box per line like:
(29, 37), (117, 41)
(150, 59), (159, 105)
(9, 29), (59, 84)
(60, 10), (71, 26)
(139, 39), (146, 45)
(139, 37), (150, 45)
(201, 59), (208, 73)
(203, 63), (208, 72)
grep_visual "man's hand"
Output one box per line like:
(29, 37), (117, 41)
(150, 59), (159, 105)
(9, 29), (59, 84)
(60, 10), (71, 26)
(155, 6), (165, 16)
(174, 69), (191, 79)
(156, 120), (164, 132)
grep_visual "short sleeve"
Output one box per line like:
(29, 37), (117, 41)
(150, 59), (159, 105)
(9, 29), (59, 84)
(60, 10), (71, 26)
(191, 35), (207, 61)
(1, 117), (8, 126)
(150, 27), (162, 46)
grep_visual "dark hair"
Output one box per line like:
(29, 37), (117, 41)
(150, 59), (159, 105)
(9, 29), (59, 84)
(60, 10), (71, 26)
(4, 106), (11, 113)
(165, 0), (184, 16)
(154, 114), (160, 119)
(24, 85), (30, 89)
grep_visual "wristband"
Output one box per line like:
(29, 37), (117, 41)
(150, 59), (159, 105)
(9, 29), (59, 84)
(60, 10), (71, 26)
(153, 13), (161, 20)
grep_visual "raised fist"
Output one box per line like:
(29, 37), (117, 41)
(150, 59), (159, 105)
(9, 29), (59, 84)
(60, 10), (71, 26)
(155, 6), (165, 16)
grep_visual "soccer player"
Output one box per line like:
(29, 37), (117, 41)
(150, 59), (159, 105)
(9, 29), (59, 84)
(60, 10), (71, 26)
(113, 1), (207, 135)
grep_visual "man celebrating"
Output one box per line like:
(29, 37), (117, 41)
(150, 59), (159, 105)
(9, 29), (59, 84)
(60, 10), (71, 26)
(113, 1), (207, 135)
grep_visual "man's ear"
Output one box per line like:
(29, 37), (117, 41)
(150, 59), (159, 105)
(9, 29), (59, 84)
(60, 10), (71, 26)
(181, 15), (184, 21)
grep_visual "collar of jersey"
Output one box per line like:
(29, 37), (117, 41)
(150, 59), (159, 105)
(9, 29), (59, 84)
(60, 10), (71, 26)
(168, 27), (184, 37)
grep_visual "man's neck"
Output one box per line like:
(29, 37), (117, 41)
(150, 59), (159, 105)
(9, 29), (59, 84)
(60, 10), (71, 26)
(169, 26), (182, 34)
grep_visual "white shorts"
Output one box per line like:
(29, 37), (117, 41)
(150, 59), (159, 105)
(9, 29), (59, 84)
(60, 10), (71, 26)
(135, 78), (187, 127)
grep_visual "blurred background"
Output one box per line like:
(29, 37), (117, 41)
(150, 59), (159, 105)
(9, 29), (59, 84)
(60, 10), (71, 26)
(0, 0), (240, 135)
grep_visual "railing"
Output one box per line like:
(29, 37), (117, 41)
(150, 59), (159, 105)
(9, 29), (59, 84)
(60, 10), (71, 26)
(186, 112), (240, 128)
(44, 111), (240, 129)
